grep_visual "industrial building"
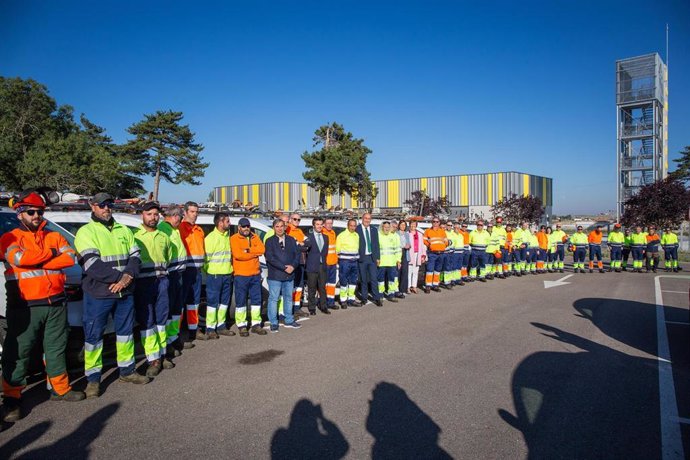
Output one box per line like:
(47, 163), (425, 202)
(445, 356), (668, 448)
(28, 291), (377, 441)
(616, 53), (668, 218)
(213, 171), (553, 220)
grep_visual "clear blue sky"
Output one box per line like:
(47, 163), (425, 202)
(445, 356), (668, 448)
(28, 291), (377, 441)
(2, 0), (689, 214)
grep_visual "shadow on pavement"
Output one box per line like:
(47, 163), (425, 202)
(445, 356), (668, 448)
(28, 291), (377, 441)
(499, 297), (666, 460)
(271, 399), (349, 460)
(0, 402), (119, 459)
(366, 382), (452, 459)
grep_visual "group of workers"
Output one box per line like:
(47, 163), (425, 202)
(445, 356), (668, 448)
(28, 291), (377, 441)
(0, 189), (683, 425)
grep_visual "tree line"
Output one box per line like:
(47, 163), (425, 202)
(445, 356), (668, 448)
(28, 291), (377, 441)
(0, 77), (207, 200)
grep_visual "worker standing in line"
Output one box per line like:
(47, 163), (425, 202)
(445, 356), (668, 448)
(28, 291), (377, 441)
(661, 226), (679, 272)
(423, 217), (449, 292)
(231, 218), (267, 336)
(536, 226), (549, 274)
(527, 228), (539, 275)
(551, 223), (567, 273)
(545, 227), (556, 271)
(607, 223), (625, 273)
(630, 226), (647, 273)
(469, 220), (490, 282)
(179, 201), (205, 344)
(378, 221), (403, 302)
(645, 226), (661, 273)
(492, 217), (508, 276)
(459, 222), (471, 282)
(441, 221), (455, 289)
(287, 213), (308, 314)
(133, 201), (175, 377)
(75, 193), (149, 398)
(336, 218), (361, 307)
(1, 191), (85, 422)
(322, 218), (339, 310)
(202, 212), (234, 340)
(621, 228), (632, 271)
(484, 223), (497, 280)
(503, 224), (515, 277)
(450, 221), (465, 286)
(157, 206), (190, 357)
(512, 222), (530, 276)
(587, 225), (605, 273)
(264, 214), (289, 318)
(490, 222), (506, 279)
(570, 225), (589, 274)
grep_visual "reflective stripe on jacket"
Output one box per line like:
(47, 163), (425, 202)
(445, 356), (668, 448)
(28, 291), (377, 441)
(179, 221), (205, 268)
(134, 226), (172, 278)
(336, 230), (360, 260)
(204, 228), (233, 275)
(158, 221), (187, 273)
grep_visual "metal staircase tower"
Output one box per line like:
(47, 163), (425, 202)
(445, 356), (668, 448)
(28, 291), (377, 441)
(616, 53), (668, 219)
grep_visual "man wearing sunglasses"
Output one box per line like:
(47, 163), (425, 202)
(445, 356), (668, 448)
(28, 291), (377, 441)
(75, 192), (149, 399)
(231, 218), (267, 336)
(1, 191), (86, 422)
(287, 213), (308, 316)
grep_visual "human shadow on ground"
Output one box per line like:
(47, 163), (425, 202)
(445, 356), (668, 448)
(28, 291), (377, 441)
(0, 402), (119, 459)
(271, 399), (349, 460)
(366, 382), (452, 460)
(498, 297), (670, 460)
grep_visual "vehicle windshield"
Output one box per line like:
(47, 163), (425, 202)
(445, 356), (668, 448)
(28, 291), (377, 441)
(0, 212), (76, 246)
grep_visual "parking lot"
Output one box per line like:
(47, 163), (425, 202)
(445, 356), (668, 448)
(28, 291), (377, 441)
(1, 269), (688, 459)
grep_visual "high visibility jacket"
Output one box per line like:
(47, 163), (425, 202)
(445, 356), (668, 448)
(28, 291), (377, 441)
(134, 226), (172, 278)
(322, 229), (338, 265)
(444, 230), (454, 253)
(624, 235), (633, 248)
(179, 221), (205, 268)
(263, 229), (274, 243)
(536, 231), (549, 250)
(608, 231), (625, 247)
(287, 224), (305, 244)
(424, 228), (448, 252)
(449, 231), (464, 253)
(661, 232), (679, 249)
(230, 232), (265, 276)
(75, 218), (140, 299)
(204, 228), (233, 275)
(336, 230), (360, 260)
(158, 221), (187, 273)
(505, 231), (514, 251)
(486, 231), (501, 253)
(513, 228), (530, 248)
(546, 233), (558, 252)
(493, 225), (507, 240)
(0, 221), (76, 307)
(469, 229), (490, 251)
(528, 233), (540, 248)
(630, 232), (647, 249)
(570, 232), (589, 249)
(646, 233), (660, 252)
(379, 231), (402, 267)
(460, 230), (470, 246)
(588, 231), (603, 245)
(552, 230), (568, 246)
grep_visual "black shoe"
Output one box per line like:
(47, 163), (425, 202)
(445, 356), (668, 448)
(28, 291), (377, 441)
(329, 304), (340, 310)
(424, 287), (430, 294)
(622, 267), (627, 271)
(653, 268), (657, 273)
(340, 303), (348, 310)
(386, 296), (398, 303)
(309, 311), (317, 316)
(599, 269), (605, 273)
(559, 269), (564, 273)
(395, 292), (405, 299)
(431, 286), (441, 292)
(515, 272), (522, 277)
(441, 284), (452, 290)
(375, 299), (383, 307)
(498, 274), (505, 279)
(349, 300), (362, 306)
(589, 269), (593, 273)
(318, 308), (332, 315)
(673, 268), (679, 272)
(486, 275), (494, 280)
(458, 280), (465, 285)
(2, 398), (22, 422)
(167, 345), (181, 358)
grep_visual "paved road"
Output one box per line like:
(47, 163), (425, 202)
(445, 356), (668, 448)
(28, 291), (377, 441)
(1, 269), (689, 459)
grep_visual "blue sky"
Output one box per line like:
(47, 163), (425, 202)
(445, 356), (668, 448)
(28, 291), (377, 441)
(2, 0), (689, 214)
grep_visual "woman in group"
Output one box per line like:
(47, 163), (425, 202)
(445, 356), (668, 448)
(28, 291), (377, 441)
(397, 221), (412, 296)
(407, 220), (427, 293)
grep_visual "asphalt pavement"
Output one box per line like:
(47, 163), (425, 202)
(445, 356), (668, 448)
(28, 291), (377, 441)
(1, 268), (689, 459)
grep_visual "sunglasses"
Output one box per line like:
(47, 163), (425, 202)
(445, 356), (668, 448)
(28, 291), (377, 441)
(97, 202), (113, 209)
(239, 224), (250, 228)
(432, 220), (440, 223)
(23, 209), (45, 217)
(291, 218), (301, 222)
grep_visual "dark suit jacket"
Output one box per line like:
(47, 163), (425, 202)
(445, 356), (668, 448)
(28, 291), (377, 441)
(264, 234), (301, 281)
(356, 224), (380, 261)
(303, 231), (329, 273)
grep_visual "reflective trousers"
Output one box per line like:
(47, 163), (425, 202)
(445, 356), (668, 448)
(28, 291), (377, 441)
(134, 276), (169, 363)
(425, 252), (445, 286)
(377, 265), (399, 297)
(206, 273), (233, 331)
(339, 259), (359, 301)
(182, 266), (202, 333)
(166, 270), (184, 345)
(234, 274), (262, 328)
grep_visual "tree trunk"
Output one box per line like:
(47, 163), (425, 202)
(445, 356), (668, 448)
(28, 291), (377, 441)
(153, 163), (160, 201)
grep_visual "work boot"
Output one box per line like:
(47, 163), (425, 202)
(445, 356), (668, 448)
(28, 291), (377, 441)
(589, 269), (593, 273)
(85, 382), (101, 399)
(146, 360), (162, 378)
(294, 309), (310, 319)
(615, 268), (621, 273)
(182, 341), (195, 349)
(218, 328), (236, 337)
(340, 303), (348, 310)
(50, 389), (86, 402)
(119, 371), (151, 385)
(329, 304), (340, 310)
(386, 295), (398, 303)
(431, 286), (441, 292)
(498, 274), (505, 279)
(441, 283), (452, 290)
(251, 325), (268, 335)
(162, 358), (175, 369)
(424, 286), (430, 294)
(350, 299), (362, 306)
(2, 398), (22, 422)
(195, 331), (210, 341)
(239, 327), (250, 337)
(559, 269), (564, 273)
(457, 280), (465, 285)
(673, 267), (679, 272)
(207, 330), (219, 340)
(486, 274), (493, 280)
(515, 271), (522, 277)
(622, 266), (627, 271)
(478, 278), (486, 282)
(375, 299), (384, 307)
(167, 345), (181, 358)
(599, 269), (605, 273)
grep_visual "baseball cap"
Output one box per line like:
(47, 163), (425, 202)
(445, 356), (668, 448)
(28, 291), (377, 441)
(89, 192), (114, 205)
(142, 200), (161, 211)
(238, 217), (251, 227)
(12, 191), (45, 210)
(614, 223), (621, 228)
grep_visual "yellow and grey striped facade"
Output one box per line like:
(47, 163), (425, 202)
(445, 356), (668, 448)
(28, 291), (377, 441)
(213, 171), (552, 214)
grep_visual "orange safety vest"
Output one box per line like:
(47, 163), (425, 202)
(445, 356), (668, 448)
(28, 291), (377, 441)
(537, 231), (549, 250)
(505, 232), (514, 251)
(230, 232), (265, 276)
(587, 231), (603, 245)
(179, 221), (205, 267)
(322, 228), (338, 265)
(424, 228), (448, 252)
(459, 229), (471, 245)
(287, 224), (305, 243)
(0, 221), (76, 307)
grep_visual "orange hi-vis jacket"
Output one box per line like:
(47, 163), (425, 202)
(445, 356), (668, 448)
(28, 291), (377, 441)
(230, 232), (265, 276)
(505, 231), (514, 251)
(0, 221), (77, 307)
(322, 229), (338, 266)
(587, 231), (603, 245)
(287, 224), (305, 243)
(537, 231), (549, 250)
(424, 228), (448, 252)
(460, 229), (470, 246)
(179, 221), (205, 268)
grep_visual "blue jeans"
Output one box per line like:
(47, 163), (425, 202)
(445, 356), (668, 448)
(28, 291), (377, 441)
(267, 279), (294, 327)
(358, 255), (381, 301)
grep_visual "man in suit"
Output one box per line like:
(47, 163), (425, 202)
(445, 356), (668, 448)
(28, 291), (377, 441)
(304, 217), (330, 315)
(356, 213), (383, 306)
(264, 218), (302, 332)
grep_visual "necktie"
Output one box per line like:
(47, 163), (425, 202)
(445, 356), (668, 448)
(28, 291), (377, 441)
(317, 233), (323, 251)
(366, 227), (372, 253)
